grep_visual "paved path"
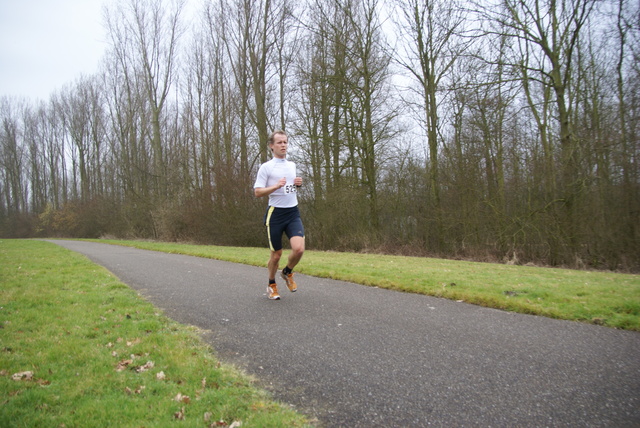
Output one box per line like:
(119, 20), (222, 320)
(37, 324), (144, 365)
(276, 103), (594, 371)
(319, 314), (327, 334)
(49, 240), (640, 427)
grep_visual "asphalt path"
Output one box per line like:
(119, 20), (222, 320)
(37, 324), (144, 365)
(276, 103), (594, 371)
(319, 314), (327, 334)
(49, 240), (640, 427)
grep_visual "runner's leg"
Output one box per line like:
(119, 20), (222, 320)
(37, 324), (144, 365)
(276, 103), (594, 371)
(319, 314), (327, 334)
(286, 236), (305, 270)
(268, 249), (283, 280)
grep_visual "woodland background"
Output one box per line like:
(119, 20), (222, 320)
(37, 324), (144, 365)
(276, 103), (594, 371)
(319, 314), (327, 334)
(1, 0), (638, 271)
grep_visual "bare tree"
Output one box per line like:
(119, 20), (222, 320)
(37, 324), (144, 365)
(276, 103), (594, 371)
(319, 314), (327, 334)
(105, 0), (185, 199)
(487, 0), (597, 253)
(342, 0), (396, 232)
(295, 0), (352, 201)
(614, 0), (640, 257)
(0, 98), (27, 217)
(219, 0), (296, 163)
(392, 0), (471, 249)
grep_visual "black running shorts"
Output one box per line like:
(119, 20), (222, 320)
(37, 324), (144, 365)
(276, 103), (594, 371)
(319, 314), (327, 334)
(264, 206), (305, 252)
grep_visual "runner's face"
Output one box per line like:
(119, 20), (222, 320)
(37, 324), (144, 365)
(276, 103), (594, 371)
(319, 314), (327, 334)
(270, 134), (288, 158)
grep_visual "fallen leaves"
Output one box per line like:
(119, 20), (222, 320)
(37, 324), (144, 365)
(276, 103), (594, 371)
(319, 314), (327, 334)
(174, 406), (186, 420)
(174, 393), (191, 404)
(12, 371), (33, 381)
(126, 338), (141, 347)
(107, 338), (243, 427)
(115, 359), (154, 373)
(10, 370), (50, 385)
(203, 412), (242, 427)
(115, 359), (133, 372)
(124, 385), (146, 395)
(135, 361), (154, 373)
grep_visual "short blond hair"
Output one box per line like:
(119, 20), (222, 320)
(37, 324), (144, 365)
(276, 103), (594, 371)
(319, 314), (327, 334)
(268, 130), (288, 146)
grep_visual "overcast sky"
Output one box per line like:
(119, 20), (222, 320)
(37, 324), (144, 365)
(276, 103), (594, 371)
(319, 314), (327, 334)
(0, 0), (107, 101)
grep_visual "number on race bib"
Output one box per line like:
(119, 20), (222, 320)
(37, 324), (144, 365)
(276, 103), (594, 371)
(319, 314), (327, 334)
(284, 184), (297, 194)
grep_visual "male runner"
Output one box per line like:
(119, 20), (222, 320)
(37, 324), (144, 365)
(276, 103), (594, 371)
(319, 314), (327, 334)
(253, 130), (305, 300)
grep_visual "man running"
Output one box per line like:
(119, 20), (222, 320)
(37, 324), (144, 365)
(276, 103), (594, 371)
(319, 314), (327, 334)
(253, 130), (305, 300)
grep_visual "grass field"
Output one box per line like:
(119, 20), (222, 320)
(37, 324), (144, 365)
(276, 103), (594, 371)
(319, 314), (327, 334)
(0, 239), (311, 427)
(92, 239), (640, 331)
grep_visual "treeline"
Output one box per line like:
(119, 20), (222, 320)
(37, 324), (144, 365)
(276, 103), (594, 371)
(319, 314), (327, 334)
(1, 0), (638, 271)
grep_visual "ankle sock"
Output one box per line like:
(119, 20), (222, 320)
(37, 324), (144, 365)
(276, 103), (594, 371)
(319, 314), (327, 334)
(269, 279), (276, 285)
(282, 266), (292, 275)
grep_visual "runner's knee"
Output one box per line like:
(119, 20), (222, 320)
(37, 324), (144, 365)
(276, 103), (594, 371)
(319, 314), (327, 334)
(290, 238), (305, 257)
(270, 250), (283, 263)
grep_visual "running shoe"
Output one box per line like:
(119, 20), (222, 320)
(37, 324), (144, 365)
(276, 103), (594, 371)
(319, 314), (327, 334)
(281, 271), (297, 292)
(267, 283), (281, 300)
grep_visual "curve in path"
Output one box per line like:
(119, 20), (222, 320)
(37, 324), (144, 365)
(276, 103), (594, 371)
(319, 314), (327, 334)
(50, 240), (640, 427)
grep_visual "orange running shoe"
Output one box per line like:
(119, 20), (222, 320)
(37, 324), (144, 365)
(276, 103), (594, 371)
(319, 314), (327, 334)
(281, 271), (297, 292)
(267, 283), (281, 300)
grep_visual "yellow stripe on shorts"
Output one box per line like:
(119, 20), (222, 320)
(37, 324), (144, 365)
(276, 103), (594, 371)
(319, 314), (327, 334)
(265, 206), (276, 252)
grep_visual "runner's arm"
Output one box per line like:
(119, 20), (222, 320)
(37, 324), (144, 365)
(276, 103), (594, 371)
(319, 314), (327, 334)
(254, 177), (286, 198)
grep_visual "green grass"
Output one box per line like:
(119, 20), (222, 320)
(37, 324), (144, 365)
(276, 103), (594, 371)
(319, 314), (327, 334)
(0, 240), (312, 427)
(91, 239), (640, 331)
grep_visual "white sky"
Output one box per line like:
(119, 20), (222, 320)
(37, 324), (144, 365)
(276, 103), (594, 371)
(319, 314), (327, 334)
(0, 0), (107, 101)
